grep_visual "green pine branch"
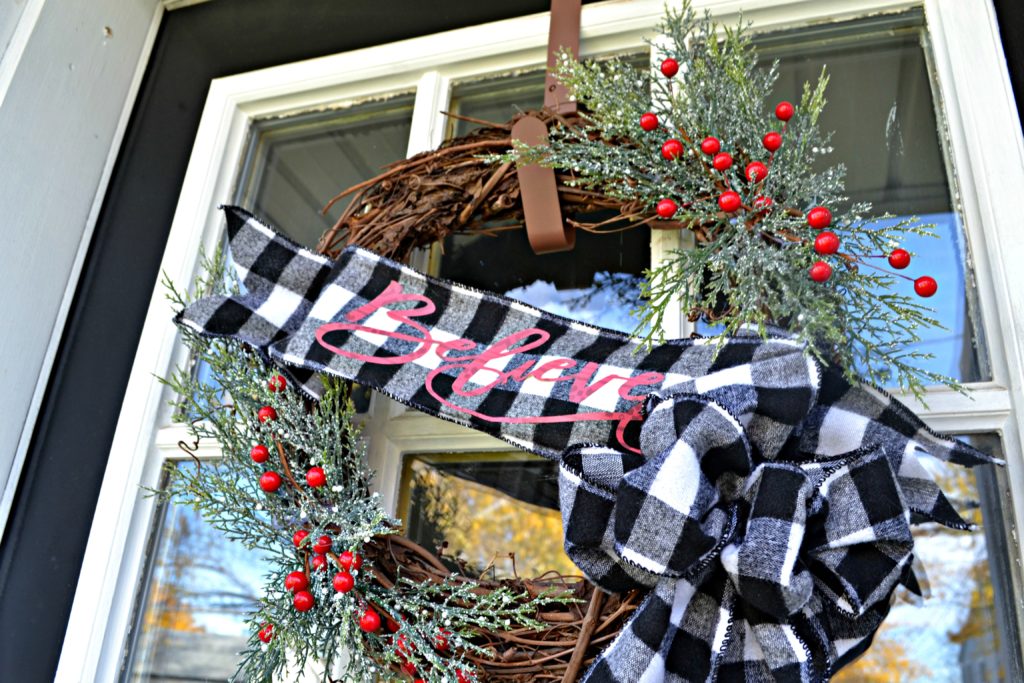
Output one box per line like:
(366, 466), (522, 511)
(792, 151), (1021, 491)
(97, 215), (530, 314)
(509, 1), (959, 399)
(159, 253), (572, 682)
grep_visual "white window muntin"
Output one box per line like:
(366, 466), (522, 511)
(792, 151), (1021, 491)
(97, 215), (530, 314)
(57, 1), (1024, 681)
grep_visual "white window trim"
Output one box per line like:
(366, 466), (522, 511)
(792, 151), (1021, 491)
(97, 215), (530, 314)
(56, 1), (1024, 681)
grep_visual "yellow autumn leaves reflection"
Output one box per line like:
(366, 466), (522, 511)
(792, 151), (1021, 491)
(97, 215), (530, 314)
(402, 453), (578, 579)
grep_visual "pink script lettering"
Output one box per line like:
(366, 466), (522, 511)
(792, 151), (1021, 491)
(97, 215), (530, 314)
(315, 281), (664, 453)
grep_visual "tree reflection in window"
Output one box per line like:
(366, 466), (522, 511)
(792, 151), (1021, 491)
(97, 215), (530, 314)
(400, 452), (576, 580)
(125, 463), (271, 682)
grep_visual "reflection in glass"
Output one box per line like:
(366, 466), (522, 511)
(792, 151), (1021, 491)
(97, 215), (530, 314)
(124, 463), (272, 682)
(834, 434), (1019, 682)
(236, 96), (415, 248)
(439, 228), (648, 334)
(754, 14), (987, 382)
(400, 453), (575, 579)
(447, 71), (546, 139)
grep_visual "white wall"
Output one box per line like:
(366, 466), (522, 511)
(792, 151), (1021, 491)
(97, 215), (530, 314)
(0, 0), (28, 64)
(0, 0), (162, 533)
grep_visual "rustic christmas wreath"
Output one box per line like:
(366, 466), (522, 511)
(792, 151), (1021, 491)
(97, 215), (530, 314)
(163, 4), (996, 682)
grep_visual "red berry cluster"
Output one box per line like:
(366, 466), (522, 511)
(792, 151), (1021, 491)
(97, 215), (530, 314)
(253, 374), (336, 493)
(384, 622), (462, 680)
(284, 528), (366, 615)
(639, 73), (939, 300)
(804, 206), (936, 296)
(646, 83), (791, 222)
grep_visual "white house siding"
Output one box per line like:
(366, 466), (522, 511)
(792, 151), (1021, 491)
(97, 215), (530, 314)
(0, 0), (161, 534)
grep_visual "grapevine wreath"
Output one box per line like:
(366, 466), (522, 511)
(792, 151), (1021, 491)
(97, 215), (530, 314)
(164, 4), (998, 682)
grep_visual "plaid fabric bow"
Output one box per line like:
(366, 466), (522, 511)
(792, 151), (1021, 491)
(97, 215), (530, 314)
(177, 207), (997, 682)
(558, 366), (986, 682)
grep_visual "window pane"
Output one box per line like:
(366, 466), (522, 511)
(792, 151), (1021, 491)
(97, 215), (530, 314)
(123, 463), (272, 682)
(236, 95), (415, 248)
(757, 14), (988, 382)
(447, 71), (546, 139)
(132, 98), (417, 674)
(833, 434), (1020, 682)
(442, 73), (650, 333)
(400, 452), (574, 579)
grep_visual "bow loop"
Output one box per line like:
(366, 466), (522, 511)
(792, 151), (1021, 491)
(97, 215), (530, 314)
(721, 463), (816, 619)
(802, 449), (914, 617)
(616, 394), (751, 578)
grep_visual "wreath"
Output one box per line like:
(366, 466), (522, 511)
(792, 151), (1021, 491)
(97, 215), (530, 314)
(163, 4), (996, 682)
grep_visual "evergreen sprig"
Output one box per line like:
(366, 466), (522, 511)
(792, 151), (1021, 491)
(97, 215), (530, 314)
(159, 255), (570, 682)
(511, 2), (955, 397)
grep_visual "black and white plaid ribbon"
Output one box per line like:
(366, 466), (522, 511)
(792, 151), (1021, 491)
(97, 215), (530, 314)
(177, 207), (998, 682)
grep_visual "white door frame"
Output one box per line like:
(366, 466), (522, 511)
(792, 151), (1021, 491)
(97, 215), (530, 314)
(55, 1), (1024, 681)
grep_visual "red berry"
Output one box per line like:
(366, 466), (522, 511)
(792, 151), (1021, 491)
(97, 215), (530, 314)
(306, 466), (326, 488)
(333, 571), (355, 593)
(259, 471), (282, 492)
(268, 374), (287, 392)
(292, 529), (309, 548)
(775, 101), (795, 121)
(762, 131), (782, 152)
(396, 633), (415, 657)
(888, 248), (911, 269)
(285, 570), (309, 593)
(753, 196), (773, 210)
(656, 198), (678, 218)
(718, 191), (741, 213)
(257, 406), (277, 423)
(712, 152), (733, 171)
(661, 138), (683, 160)
(313, 535), (332, 554)
(456, 670), (474, 683)
(339, 550), (363, 571)
(700, 137), (720, 155)
(745, 161), (768, 183)
(359, 608), (382, 633)
(339, 550), (355, 570)
(809, 261), (833, 283)
(814, 231), (840, 255)
(434, 629), (450, 652)
(660, 58), (679, 78)
(401, 661), (417, 676)
(914, 276), (938, 297)
(806, 206), (832, 230)
(257, 623), (274, 643)
(250, 444), (270, 463)
(387, 618), (401, 633)
(293, 590), (314, 612)
(311, 555), (328, 572)
(639, 112), (658, 131)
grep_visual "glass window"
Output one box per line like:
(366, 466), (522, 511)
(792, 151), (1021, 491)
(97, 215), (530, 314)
(236, 96), (415, 247)
(123, 463), (270, 682)
(446, 70), (547, 139)
(753, 13), (987, 383)
(399, 452), (574, 579)
(126, 14), (1014, 683)
(440, 71), (650, 333)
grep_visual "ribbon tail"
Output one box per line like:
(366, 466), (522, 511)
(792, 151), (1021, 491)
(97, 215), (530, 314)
(175, 206), (335, 398)
(719, 609), (821, 683)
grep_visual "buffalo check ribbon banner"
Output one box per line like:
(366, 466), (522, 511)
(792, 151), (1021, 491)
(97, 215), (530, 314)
(178, 207), (999, 683)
